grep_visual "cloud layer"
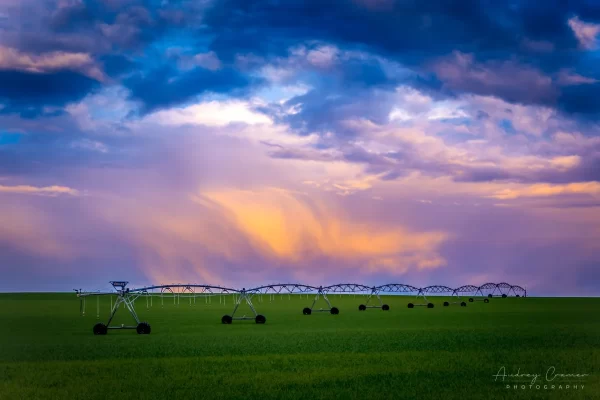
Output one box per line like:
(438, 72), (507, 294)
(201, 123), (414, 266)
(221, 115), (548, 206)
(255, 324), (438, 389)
(0, 0), (599, 295)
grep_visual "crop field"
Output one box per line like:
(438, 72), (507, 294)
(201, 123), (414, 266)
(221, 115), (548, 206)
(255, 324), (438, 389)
(0, 293), (598, 400)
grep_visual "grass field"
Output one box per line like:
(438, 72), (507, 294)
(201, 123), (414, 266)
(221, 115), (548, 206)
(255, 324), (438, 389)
(0, 293), (598, 399)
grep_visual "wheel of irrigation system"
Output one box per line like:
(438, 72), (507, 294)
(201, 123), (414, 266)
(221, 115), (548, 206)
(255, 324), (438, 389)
(484, 298), (490, 303)
(93, 323), (107, 335)
(255, 315), (266, 324)
(488, 294), (493, 298)
(382, 304), (390, 311)
(358, 304), (367, 311)
(136, 322), (151, 335)
(469, 298), (474, 302)
(516, 294), (520, 298)
(221, 315), (233, 324)
(460, 302), (467, 307)
(407, 303), (414, 308)
(330, 307), (340, 315)
(302, 307), (312, 315)
(502, 294), (507, 298)
(443, 301), (449, 307)
(427, 303), (434, 309)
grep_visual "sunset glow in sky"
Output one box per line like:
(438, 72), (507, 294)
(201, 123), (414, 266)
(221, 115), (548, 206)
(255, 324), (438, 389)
(1, 0), (599, 294)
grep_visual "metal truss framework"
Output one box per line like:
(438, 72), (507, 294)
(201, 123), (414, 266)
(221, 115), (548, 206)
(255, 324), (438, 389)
(77, 281), (526, 334)
(406, 285), (450, 309)
(477, 282), (526, 299)
(454, 285), (490, 304)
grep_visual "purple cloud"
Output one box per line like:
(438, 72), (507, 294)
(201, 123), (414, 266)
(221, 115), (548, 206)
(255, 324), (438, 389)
(0, 1), (599, 295)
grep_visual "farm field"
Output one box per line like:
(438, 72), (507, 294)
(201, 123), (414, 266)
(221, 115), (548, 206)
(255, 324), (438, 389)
(0, 293), (598, 399)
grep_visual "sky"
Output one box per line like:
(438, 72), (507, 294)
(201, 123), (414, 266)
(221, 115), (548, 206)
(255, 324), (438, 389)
(0, 0), (599, 295)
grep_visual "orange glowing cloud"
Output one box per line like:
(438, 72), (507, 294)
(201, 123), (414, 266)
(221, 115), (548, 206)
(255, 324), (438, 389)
(201, 187), (449, 271)
(98, 186), (450, 284)
(0, 184), (79, 196)
(489, 181), (600, 200)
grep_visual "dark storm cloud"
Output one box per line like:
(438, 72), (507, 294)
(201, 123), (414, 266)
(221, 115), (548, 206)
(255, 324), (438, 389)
(0, 71), (100, 117)
(100, 54), (140, 78)
(3, 0), (599, 121)
(202, 0), (598, 63)
(431, 52), (560, 107)
(5, 1), (146, 54)
(558, 82), (600, 116)
(204, 0), (514, 61)
(43, 0), (197, 52)
(0, 0), (219, 113)
(124, 65), (257, 113)
(202, 0), (600, 117)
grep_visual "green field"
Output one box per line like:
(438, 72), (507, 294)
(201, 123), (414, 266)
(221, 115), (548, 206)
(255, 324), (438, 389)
(0, 293), (598, 399)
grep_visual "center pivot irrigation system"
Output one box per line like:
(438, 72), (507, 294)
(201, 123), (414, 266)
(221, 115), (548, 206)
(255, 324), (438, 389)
(76, 281), (526, 334)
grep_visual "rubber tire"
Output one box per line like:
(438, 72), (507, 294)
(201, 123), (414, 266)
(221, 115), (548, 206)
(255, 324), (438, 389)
(221, 315), (233, 324)
(358, 304), (366, 311)
(407, 303), (414, 308)
(427, 303), (434, 309)
(516, 295), (520, 298)
(303, 307), (312, 315)
(488, 294), (493, 298)
(255, 315), (266, 324)
(502, 294), (507, 298)
(136, 322), (151, 335)
(382, 304), (390, 311)
(469, 298), (474, 302)
(443, 301), (449, 307)
(461, 302), (467, 307)
(330, 307), (339, 315)
(484, 298), (490, 303)
(93, 323), (107, 335)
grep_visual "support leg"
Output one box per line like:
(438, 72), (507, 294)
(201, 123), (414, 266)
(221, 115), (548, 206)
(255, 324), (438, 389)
(222, 291), (266, 324)
(303, 289), (338, 315)
(359, 289), (387, 311)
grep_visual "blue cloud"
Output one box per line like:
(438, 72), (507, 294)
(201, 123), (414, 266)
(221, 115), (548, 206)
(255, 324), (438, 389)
(498, 119), (517, 135)
(101, 54), (140, 78)
(1, 0), (599, 123)
(0, 71), (100, 117)
(201, 0), (600, 117)
(559, 82), (600, 116)
(0, 132), (21, 146)
(124, 65), (257, 113)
